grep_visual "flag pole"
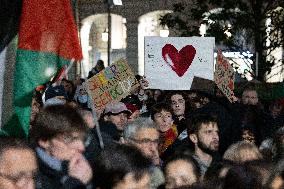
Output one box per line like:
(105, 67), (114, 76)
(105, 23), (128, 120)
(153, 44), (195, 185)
(85, 83), (104, 149)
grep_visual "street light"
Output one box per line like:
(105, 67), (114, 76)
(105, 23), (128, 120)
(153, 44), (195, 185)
(106, 0), (122, 66)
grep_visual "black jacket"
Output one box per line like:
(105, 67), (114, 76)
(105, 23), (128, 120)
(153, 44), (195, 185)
(35, 150), (89, 189)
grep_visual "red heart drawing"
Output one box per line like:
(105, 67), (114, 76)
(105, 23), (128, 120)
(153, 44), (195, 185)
(162, 44), (196, 77)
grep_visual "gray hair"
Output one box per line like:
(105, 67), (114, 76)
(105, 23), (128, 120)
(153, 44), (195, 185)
(123, 117), (157, 141)
(223, 141), (262, 163)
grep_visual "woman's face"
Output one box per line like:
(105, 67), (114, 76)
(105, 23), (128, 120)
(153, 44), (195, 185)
(154, 110), (173, 132)
(165, 159), (197, 189)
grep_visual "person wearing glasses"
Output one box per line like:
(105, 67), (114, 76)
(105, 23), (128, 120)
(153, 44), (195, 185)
(30, 105), (93, 189)
(0, 137), (37, 189)
(123, 117), (165, 189)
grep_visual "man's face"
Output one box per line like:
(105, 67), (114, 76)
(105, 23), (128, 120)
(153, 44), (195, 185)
(165, 159), (197, 189)
(106, 113), (128, 131)
(153, 110), (173, 132)
(39, 132), (85, 161)
(191, 122), (219, 154)
(0, 149), (37, 189)
(242, 90), (258, 105)
(132, 128), (160, 166)
(171, 94), (185, 117)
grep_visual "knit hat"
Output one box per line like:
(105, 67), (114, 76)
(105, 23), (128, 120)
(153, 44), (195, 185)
(45, 85), (67, 101)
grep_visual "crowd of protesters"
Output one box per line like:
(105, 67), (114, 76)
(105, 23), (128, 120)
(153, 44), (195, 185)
(1, 61), (284, 189)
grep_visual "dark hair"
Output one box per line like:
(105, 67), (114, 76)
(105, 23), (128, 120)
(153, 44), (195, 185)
(204, 160), (235, 181)
(223, 164), (262, 189)
(244, 160), (272, 187)
(0, 137), (32, 159)
(272, 127), (284, 162)
(266, 160), (284, 189)
(165, 91), (189, 112)
(187, 114), (217, 135)
(95, 60), (105, 72)
(93, 143), (152, 189)
(30, 105), (88, 142)
(150, 102), (173, 120)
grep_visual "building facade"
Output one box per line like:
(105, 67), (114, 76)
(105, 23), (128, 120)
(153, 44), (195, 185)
(78, 0), (190, 76)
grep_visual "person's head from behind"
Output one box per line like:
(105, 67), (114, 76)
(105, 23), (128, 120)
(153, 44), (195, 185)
(223, 141), (262, 164)
(223, 164), (262, 189)
(267, 160), (284, 189)
(31, 105), (88, 161)
(164, 153), (201, 189)
(93, 144), (152, 189)
(0, 137), (37, 189)
(151, 102), (174, 133)
(204, 160), (235, 181)
(94, 59), (105, 73)
(187, 114), (219, 155)
(103, 101), (131, 131)
(272, 127), (284, 161)
(124, 117), (160, 166)
(241, 87), (258, 105)
(245, 160), (272, 187)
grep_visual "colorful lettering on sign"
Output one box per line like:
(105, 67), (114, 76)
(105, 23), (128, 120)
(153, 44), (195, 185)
(93, 91), (112, 111)
(104, 67), (115, 80)
(109, 84), (124, 99)
(97, 72), (108, 85)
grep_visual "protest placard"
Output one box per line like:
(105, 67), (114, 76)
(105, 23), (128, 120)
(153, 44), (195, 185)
(145, 37), (215, 90)
(214, 50), (235, 102)
(86, 59), (139, 114)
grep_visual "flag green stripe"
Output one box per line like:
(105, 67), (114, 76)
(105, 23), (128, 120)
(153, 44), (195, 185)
(2, 49), (71, 137)
(14, 49), (70, 106)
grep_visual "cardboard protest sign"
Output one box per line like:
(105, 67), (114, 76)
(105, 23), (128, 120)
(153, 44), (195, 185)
(214, 51), (235, 102)
(86, 59), (139, 114)
(145, 37), (215, 90)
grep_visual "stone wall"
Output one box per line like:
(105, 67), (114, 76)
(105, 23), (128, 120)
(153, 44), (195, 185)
(78, 0), (191, 73)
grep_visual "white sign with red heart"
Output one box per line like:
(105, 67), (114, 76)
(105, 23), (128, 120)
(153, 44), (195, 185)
(145, 37), (215, 90)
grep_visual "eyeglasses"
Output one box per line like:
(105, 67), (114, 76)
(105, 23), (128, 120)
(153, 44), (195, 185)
(0, 171), (37, 185)
(131, 138), (159, 145)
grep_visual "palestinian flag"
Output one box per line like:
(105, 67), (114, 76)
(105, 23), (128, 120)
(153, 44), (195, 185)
(1, 0), (82, 137)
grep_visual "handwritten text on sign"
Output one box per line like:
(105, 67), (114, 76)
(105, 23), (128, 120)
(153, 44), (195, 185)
(87, 59), (139, 113)
(214, 51), (235, 103)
